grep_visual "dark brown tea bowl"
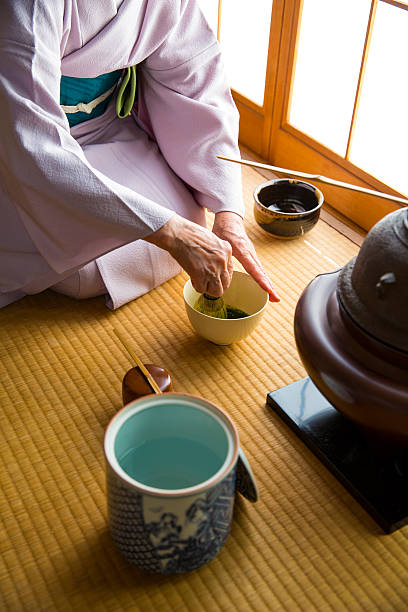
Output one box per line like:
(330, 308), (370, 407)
(253, 178), (324, 239)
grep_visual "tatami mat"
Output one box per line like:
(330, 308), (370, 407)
(1, 166), (407, 611)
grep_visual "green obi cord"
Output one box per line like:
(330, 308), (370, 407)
(60, 67), (137, 127)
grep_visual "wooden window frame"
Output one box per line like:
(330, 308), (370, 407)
(232, 0), (406, 231)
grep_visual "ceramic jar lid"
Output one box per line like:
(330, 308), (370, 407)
(337, 208), (408, 352)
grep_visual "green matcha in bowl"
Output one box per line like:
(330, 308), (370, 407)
(183, 271), (268, 345)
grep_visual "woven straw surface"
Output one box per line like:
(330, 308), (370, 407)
(1, 166), (407, 611)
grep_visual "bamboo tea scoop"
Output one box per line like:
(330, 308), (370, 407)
(217, 155), (408, 207)
(113, 328), (162, 395)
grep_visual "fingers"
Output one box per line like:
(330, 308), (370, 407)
(191, 269), (231, 297)
(204, 275), (224, 298)
(221, 266), (232, 292)
(246, 252), (280, 301)
(213, 213), (280, 302)
(145, 214), (279, 301)
(192, 236), (233, 296)
(203, 266), (232, 298)
(160, 217), (234, 295)
(236, 248), (280, 302)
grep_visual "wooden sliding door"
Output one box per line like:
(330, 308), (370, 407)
(199, 0), (408, 230)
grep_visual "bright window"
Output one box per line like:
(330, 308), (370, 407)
(196, 0), (219, 34)
(197, 0), (273, 106)
(349, 1), (408, 195)
(220, 0), (273, 106)
(197, 0), (408, 228)
(289, 0), (371, 156)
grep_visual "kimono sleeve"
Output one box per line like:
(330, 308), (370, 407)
(139, 0), (245, 217)
(0, 0), (174, 275)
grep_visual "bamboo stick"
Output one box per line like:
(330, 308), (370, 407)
(217, 155), (408, 207)
(113, 328), (162, 395)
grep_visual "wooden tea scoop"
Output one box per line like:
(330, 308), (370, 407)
(217, 155), (408, 207)
(113, 328), (163, 395)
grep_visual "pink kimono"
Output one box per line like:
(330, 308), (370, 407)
(0, 0), (244, 309)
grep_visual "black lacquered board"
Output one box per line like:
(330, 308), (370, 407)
(267, 377), (408, 533)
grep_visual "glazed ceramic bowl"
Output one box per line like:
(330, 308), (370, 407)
(254, 178), (324, 239)
(183, 271), (268, 345)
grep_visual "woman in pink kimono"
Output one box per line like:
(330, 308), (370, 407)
(0, 0), (279, 309)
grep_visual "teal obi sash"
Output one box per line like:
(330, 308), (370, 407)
(60, 70), (122, 127)
(60, 67), (137, 127)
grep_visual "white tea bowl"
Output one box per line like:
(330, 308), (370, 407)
(183, 271), (268, 345)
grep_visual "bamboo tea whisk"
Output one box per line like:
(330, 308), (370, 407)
(194, 293), (228, 319)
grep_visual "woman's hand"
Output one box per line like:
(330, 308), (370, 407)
(144, 215), (233, 297)
(212, 211), (280, 302)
